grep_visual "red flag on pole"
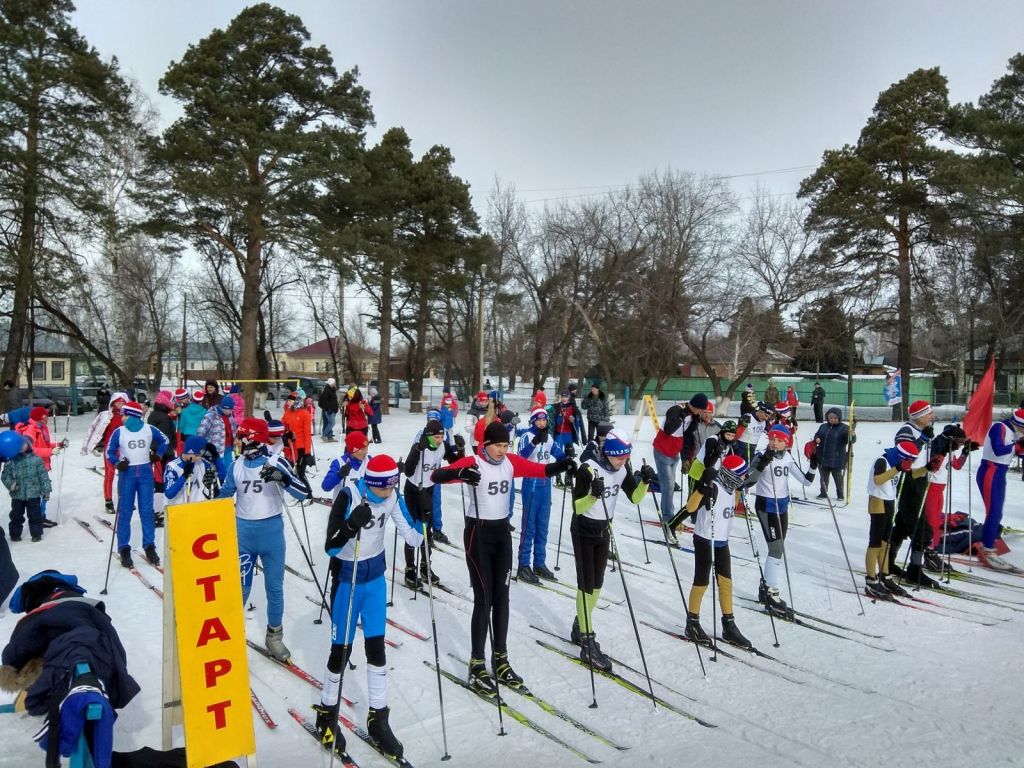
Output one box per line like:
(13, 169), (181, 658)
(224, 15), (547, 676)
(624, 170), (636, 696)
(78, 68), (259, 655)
(962, 357), (996, 445)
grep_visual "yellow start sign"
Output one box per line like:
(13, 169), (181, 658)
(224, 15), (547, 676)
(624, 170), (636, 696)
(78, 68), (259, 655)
(168, 498), (255, 767)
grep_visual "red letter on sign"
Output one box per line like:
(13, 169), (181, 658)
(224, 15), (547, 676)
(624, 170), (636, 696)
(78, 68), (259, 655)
(197, 616), (231, 647)
(207, 699), (231, 729)
(193, 533), (219, 560)
(204, 658), (232, 688)
(195, 574), (222, 602)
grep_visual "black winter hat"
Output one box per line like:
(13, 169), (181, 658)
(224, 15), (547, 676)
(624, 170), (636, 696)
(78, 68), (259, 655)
(689, 393), (709, 410)
(483, 421), (510, 446)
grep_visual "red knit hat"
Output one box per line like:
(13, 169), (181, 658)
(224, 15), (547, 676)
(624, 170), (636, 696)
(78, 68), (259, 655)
(29, 406), (49, 422)
(191, 390), (204, 403)
(345, 431), (369, 452)
(895, 440), (920, 461)
(908, 400), (932, 419)
(121, 402), (144, 420)
(364, 455), (400, 488)
(174, 388), (189, 404)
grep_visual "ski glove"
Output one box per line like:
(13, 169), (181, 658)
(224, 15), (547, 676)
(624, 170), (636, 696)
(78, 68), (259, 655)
(640, 464), (658, 484)
(532, 429), (547, 445)
(755, 452), (774, 472)
(804, 471), (815, 482)
(809, 455), (819, 470)
(549, 457), (576, 477)
(590, 476), (605, 498)
(453, 434), (466, 449)
(927, 455), (945, 472)
(259, 464), (287, 484)
(91, 446), (102, 458)
(182, 461), (195, 477)
(458, 465), (481, 486)
(116, 458), (129, 472)
(346, 502), (372, 533)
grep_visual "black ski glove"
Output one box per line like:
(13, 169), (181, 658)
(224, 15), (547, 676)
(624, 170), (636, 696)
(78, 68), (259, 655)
(532, 428), (547, 445)
(116, 458), (129, 472)
(640, 464), (658, 484)
(259, 463), (287, 484)
(755, 452), (774, 472)
(182, 460), (195, 477)
(418, 433), (431, 451)
(548, 457), (576, 477)
(590, 475), (605, 498)
(804, 471), (815, 482)
(346, 502), (372, 533)
(453, 434), (466, 449)
(458, 465), (481, 486)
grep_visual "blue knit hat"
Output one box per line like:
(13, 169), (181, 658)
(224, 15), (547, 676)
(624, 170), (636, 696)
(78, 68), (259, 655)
(602, 430), (632, 457)
(220, 395), (235, 411)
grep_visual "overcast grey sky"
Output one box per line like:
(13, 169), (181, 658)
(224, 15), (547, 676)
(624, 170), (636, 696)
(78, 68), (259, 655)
(72, 1), (1024, 210)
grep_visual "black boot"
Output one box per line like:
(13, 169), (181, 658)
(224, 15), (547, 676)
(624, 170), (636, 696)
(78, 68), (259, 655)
(468, 657), (497, 698)
(580, 633), (613, 672)
(313, 702), (346, 754)
(924, 549), (952, 573)
(119, 548), (133, 569)
(763, 586), (791, 618)
(153, 512), (165, 528)
(144, 545), (161, 566)
(419, 561), (440, 585)
(534, 564), (557, 581)
(367, 706), (403, 759)
(494, 652), (527, 691)
(432, 528), (451, 546)
(864, 576), (891, 600)
(720, 614), (752, 650)
(570, 616), (583, 646)
(880, 573), (909, 597)
(516, 565), (539, 584)
(905, 563), (939, 589)
(104, 499), (115, 515)
(404, 566), (421, 590)
(684, 612), (712, 646)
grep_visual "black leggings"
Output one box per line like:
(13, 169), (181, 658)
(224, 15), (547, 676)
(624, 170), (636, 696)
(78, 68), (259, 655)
(755, 496), (788, 560)
(892, 476), (928, 556)
(570, 515), (610, 594)
(403, 482), (434, 568)
(692, 534), (732, 586)
(869, 502), (894, 547)
(464, 518), (512, 658)
(326, 634), (386, 673)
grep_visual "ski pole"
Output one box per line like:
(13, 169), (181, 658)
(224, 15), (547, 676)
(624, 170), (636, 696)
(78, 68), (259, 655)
(55, 403), (70, 525)
(284, 500), (329, 609)
(648, 467), (705, 676)
(328, 528), (361, 768)
(768, 464), (797, 617)
(419, 505), (452, 760)
(942, 457), (952, 583)
(469, 484), (506, 736)
(709, 495), (718, 663)
(966, 451), (974, 572)
(599, 494), (656, 707)
(387, 525), (399, 607)
(822, 492), (865, 615)
(553, 474), (568, 571)
(631, 461), (650, 565)
(739, 488), (780, 648)
(100, 474), (123, 595)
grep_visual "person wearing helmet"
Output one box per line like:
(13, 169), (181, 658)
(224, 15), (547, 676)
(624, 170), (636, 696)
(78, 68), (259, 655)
(865, 440), (922, 599)
(432, 421), (576, 697)
(681, 453), (753, 650)
(315, 455), (424, 760)
(402, 418), (465, 588)
(568, 429), (655, 671)
(197, 394), (237, 480)
(749, 423), (814, 618)
(515, 408), (569, 584)
(218, 417), (310, 662)
(81, 392), (130, 514)
(105, 402), (170, 568)
(1, 431), (49, 542)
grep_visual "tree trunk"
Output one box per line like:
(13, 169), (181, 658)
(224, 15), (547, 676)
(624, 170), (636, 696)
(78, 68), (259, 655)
(238, 202), (263, 418)
(897, 212), (912, 422)
(377, 267), (392, 415)
(409, 288), (429, 414)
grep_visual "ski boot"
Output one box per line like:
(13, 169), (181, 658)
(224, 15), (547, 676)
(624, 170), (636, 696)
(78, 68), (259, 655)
(104, 500), (115, 515)
(903, 563), (939, 589)
(763, 586), (792, 619)
(432, 528), (451, 546)
(144, 545), (161, 566)
(864, 576), (891, 600)
(265, 625), (291, 662)
(534, 564), (558, 582)
(683, 612), (712, 646)
(494, 652), (528, 692)
(923, 549), (952, 574)
(153, 512), (165, 528)
(879, 574), (909, 598)
(720, 614), (752, 650)
(119, 548), (133, 569)
(41, 518), (57, 528)
(570, 616), (583, 646)
(580, 633), (613, 672)
(978, 547), (1016, 572)
(663, 521), (679, 546)
(516, 566), (540, 585)
(313, 702), (346, 754)
(367, 706), (404, 759)
(468, 657), (497, 698)
(419, 561), (440, 586)
(404, 566), (421, 590)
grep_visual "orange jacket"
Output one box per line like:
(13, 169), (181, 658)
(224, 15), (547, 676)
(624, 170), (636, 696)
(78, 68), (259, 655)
(17, 420), (55, 471)
(281, 407), (312, 462)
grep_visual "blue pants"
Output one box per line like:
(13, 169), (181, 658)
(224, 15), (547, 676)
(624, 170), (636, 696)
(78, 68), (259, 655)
(554, 433), (574, 453)
(441, 409), (455, 431)
(238, 515), (286, 627)
(977, 460), (1007, 549)
(322, 410), (336, 439)
(653, 450), (680, 522)
(519, 477), (552, 568)
(332, 572), (387, 645)
(432, 484), (444, 532)
(117, 465), (155, 550)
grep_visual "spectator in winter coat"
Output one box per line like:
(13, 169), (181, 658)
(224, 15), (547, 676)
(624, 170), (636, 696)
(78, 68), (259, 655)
(16, 407), (63, 523)
(202, 379), (223, 409)
(439, 386), (459, 432)
(178, 390), (208, 445)
(465, 390), (490, 438)
(811, 383), (826, 423)
(786, 385), (799, 418)
(197, 395), (236, 480)
(652, 393), (708, 525)
(812, 407), (853, 500)
(3, 380), (21, 413)
(318, 378), (340, 441)
(2, 434), (51, 541)
(368, 386), (383, 443)
(739, 384), (757, 418)
(581, 384), (610, 443)
(763, 380), (780, 407)
(81, 393), (129, 514)
(281, 392), (313, 471)
(229, 383), (246, 424)
(553, 391), (581, 451)
(343, 387), (370, 437)
(95, 383), (111, 413)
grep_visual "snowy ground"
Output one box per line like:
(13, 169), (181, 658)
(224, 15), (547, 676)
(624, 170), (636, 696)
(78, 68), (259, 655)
(2, 409), (1023, 768)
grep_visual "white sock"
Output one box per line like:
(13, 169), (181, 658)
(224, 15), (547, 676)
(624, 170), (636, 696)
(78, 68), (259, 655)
(764, 556), (782, 590)
(321, 670), (341, 708)
(367, 664), (387, 710)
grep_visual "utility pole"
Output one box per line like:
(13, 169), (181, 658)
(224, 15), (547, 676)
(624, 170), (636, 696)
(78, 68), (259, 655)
(477, 270), (485, 393)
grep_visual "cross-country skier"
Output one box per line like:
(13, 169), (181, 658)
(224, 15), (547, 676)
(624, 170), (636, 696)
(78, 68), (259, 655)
(313, 454), (423, 760)
(736, 401), (773, 465)
(105, 402), (169, 569)
(864, 440), (921, 598)
(888, 400), (936, 586)
(432, 421), (574, 695)
(164, 435), (219, 506)
(218, 417), (310, 661)
(402, 418), (464, 589)
(81, 393), (129, 515)
(515, 407), (568, 584)
(975, 409), (1024, 571)
(682, 454), (753, 649)
(569, 430), (653, 670)
(922, 424), (974, 570)
(749, 423), (814, 617)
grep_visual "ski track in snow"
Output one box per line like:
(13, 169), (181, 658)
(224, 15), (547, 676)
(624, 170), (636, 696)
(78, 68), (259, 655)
(2, 410), (1023, 767)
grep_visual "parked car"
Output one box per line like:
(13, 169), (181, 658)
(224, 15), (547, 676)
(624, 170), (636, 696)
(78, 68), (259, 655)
(40, 386), (95, 415)
(20, 391), (56, 416)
